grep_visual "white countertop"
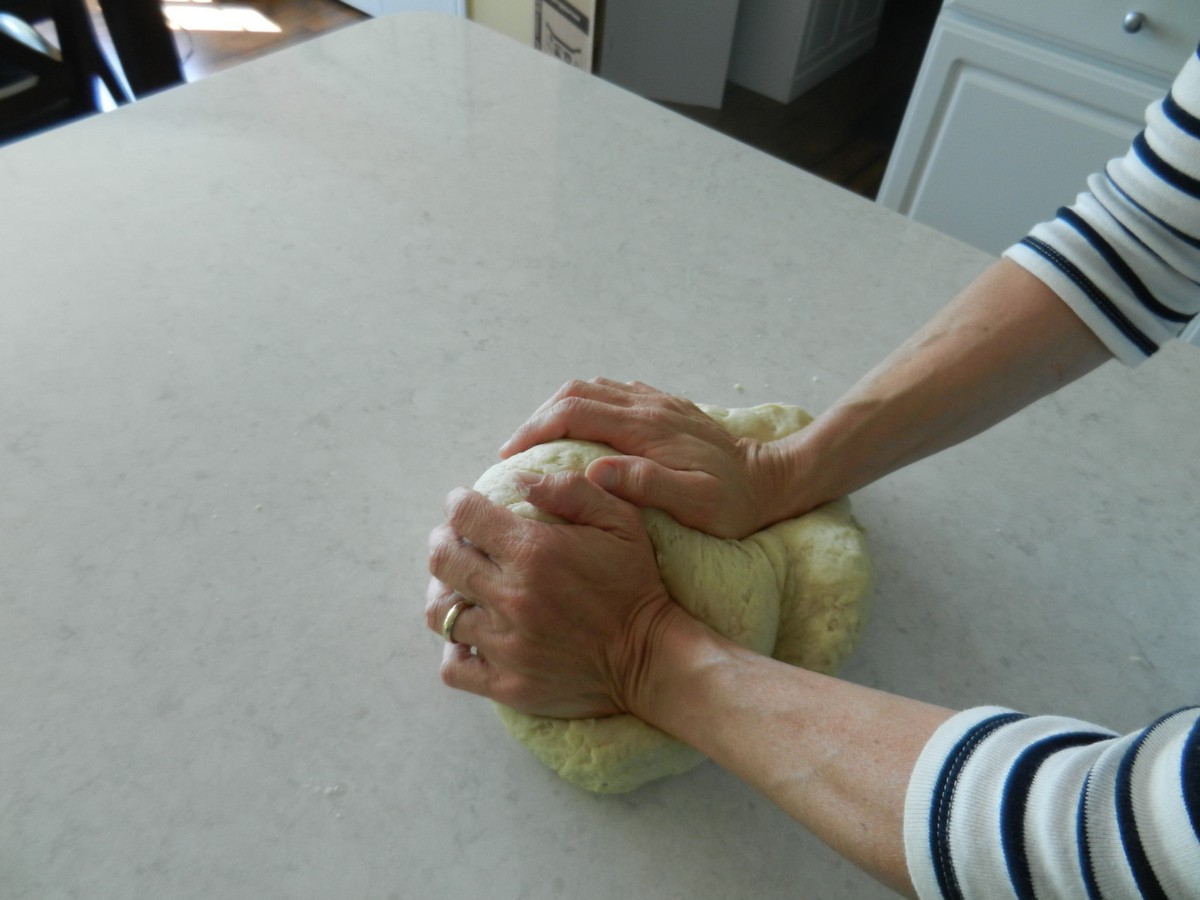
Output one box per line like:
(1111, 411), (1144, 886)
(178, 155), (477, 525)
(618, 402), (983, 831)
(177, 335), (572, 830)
(1, 13), (1196, 899)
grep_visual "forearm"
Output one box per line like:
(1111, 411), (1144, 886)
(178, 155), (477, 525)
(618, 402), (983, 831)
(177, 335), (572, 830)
(759, 259), (1112, 519)
(631, 610), (954, 897)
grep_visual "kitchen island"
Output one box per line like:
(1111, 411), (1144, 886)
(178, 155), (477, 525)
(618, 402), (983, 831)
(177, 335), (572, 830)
(1, 13), (1196, 899)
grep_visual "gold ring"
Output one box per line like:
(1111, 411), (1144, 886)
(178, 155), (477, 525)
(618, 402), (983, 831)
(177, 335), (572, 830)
(441, 598), (470, 643)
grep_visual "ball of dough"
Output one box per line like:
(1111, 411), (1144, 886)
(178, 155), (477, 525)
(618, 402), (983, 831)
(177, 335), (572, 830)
(473, 403), (872, 793)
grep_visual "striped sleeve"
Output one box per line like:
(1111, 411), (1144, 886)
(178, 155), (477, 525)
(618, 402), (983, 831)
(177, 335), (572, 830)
(1003, 45), (1200, 365)
(904, 705), (1200, 899)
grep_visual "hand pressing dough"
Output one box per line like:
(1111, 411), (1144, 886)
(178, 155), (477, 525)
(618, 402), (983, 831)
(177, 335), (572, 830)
(473, 403), (872, 793)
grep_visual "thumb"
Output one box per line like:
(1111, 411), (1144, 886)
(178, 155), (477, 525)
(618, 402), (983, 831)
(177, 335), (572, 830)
(586, 456), (692, 512)
(518, 470), (639, 535)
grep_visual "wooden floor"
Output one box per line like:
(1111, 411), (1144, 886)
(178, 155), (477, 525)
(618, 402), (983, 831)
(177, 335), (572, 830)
(166, 0), (366, 81)
(661, 0), (941, 198)
(95, 0), (940, 199)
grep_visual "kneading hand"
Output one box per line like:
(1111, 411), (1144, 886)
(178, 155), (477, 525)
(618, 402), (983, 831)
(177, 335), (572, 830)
(499, 378), (786, 539)
(425, 471), (684, 719)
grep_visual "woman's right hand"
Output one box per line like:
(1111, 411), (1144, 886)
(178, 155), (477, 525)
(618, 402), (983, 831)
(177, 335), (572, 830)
(499, 378), (793, 539)
(425, 472), (689, 720)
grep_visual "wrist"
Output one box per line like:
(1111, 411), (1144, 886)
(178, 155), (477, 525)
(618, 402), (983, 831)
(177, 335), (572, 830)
(745, 429), (836, 525)
(621, 605), (736, 736)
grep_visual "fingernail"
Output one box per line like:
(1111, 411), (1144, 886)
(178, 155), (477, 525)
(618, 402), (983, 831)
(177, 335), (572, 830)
(512, 471), (542, 498)
(590, 464), (617, 490)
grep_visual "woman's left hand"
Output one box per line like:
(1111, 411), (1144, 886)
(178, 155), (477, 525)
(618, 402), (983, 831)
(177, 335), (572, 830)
(425, 471), (683, 719)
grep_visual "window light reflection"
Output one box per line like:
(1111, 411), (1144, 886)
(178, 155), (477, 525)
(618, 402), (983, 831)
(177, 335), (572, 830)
(163, 2), (282, 34)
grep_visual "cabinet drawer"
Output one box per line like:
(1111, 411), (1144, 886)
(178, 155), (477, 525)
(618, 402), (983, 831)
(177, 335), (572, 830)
(947, 0), (1200, 79)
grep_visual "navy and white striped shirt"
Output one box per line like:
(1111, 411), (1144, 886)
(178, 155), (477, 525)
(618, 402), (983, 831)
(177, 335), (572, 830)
(905, 707), (1200, 898)
(1005, 46), (1200, 363)
(905, 45), (1200, 900)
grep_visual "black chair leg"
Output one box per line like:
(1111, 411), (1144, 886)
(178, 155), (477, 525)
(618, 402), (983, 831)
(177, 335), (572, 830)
(50, 0), (130, 108)
(99, 0), (183, 98)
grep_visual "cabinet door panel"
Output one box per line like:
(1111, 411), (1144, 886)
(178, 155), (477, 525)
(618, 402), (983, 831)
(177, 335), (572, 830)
(878, 17), (1164, 254)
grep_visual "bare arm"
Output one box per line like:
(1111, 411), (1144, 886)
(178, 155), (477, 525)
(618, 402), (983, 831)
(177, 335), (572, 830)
(632, 609), (953, 897)
(501, 259), (1113, 536)
(427, 475), (954, 896)
(774, 258), (1113, 516)
(427, 261), (1112, 891)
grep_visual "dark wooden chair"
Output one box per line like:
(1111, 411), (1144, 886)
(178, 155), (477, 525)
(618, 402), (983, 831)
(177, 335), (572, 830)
(0, 1), (128, 144)
(0, 0), (184, 144)
(0, 10), (75, 143)
(96, 0), (185, 99)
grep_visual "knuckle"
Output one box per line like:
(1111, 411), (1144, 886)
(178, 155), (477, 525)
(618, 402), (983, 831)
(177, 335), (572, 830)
(424, 585), (439, 628)
(616, 458), (650, 491)
(460, 569), (487, 602)
(444, 488), (474, 525)
(427, 523), (452, 553)
(663, 393), (694, 415)
(559, 378), (590, 399)
(555, 394), (590, 419)
(427, 538), (454, 577)
(424, 590), (446, 632)
(511, 537), (551, 571)
(489, 579), (525, 615)
(550, 468), (586, 490)
(505, 589), (533, 620)
(439, 656), (461, 688)
(629, 404), (666, 429)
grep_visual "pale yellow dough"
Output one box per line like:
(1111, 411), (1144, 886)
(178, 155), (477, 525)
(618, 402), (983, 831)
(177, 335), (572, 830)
(474, 403), (873, 793)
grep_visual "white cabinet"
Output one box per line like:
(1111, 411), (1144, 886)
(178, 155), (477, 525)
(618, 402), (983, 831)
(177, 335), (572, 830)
(945, 0), (1198, 77)
(341, 0), (464, 17)
(598, 0), (742, 107)
(878, 1), (1200, 256)
(728, 0), (886, 103)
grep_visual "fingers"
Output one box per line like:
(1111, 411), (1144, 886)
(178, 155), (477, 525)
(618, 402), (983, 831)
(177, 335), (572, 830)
(434, 487), (529, 567)
(440, 486), (503, 545)
(427, 526), (495, 608)
(511, 401), (653, 458)
(585, 455), (685, 511)
(592, 377), (663, 396)
(424, 577), (456, 634)
(439, 640), (496, 698)
(426, 490), (523, 647)
(499, 378), (670, 458)
(519, 470), (639, 536)
(426, 461), (671, 719)
(424, 577), (481, 642)
(439, 644), (541, 714)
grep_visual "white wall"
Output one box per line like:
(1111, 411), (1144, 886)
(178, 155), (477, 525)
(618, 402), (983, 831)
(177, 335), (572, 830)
(468, 0), (535, 46)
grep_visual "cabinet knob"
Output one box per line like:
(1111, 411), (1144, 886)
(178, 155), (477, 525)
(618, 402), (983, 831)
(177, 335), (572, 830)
(1123, 10), (1145, 33)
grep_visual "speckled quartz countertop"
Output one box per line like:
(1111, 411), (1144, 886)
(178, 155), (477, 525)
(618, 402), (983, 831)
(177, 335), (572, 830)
(1, 13), (1196, 899)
